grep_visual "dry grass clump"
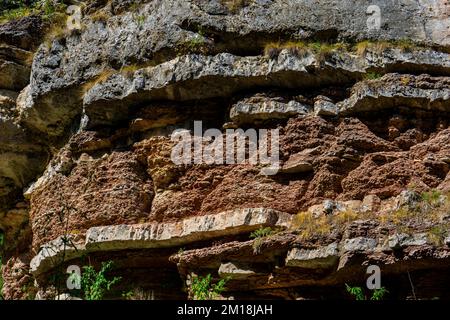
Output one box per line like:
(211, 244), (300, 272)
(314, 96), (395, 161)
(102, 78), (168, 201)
(354, 39), (416, 56)
(264, 41), (349, 61)
(221, 0), (253, 13)
(90, 10), (111, 23)
(93, 69), (116, 85)
(291, 211), (332, 240)
(334, 209), (359, 226)
(292, 208), (371, 240)
(264, 39), (418, 61)
(264, 41), (311, 59)
(427, 225), (448, 246)
(381, 190), (449, 231)
(291, 190), (449, 244)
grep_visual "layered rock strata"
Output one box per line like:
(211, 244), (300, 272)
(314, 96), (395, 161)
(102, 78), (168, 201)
(1, 0), (449, 300)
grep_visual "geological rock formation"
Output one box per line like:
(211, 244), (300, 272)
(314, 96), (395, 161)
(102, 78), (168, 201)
(0, 0), (449, 300)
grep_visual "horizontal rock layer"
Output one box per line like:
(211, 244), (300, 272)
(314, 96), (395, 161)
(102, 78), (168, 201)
(1, 0), (450, 300)
(30, 208), (291, 275)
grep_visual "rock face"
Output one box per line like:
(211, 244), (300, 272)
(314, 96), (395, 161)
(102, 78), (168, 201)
(1, 1), (450, 300)
(0, 16), (48, 259)
(29, 151), (154, 250)
(339, 74), (450, 115)
(30, 208), (291, 276)
(285, 243), (339, 269)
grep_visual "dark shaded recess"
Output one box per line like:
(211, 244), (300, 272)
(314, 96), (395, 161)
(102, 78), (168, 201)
(86, 80), (355, 132)
(223, 256), (450, 300)
(35, 233), (252, 299)
(357, 107), (450, 150)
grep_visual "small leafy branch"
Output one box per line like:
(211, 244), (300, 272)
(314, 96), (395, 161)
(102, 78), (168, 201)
(250, 227), (274, 254)
(364, 72), (383, 80)
(371, 287), (389, 301)
(189, 274), (229, 300)
(345, 284), (389, 301)
(250, 227), (274, 239)
(81, 261), (121, 300)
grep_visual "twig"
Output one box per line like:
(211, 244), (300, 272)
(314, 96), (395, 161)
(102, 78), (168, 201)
(407, 270), (417, 300)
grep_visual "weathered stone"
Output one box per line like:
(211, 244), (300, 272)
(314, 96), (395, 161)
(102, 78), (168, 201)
(230, 95), (310, 125)
(388, 233), (428, 249)
(1, 255), (35, 300)
(343, 237), (377, 252)
(323, 200), (345, 215)
(0, 89), (18, 107)
(55, 294), (83, 301)
(314, 96), (338, 117)
(30, 235), (85, 275)
(218, 262), (257, 279)
(0, 15), (44, 50)
(396, 190), (422, 209)
(3, 0), (450, 300)
(24, 149), (74, 199)
(338, 74), (450, 115)
(20, 46), (449, 137)
(0, 44), (33, 66)
(285, 243), (339, 269)
(361, 195), (381, 212)
(0, 59), (30, 90)
(0, 205), (29, 255)
(29, 151), (154, 250)
(30, 208), (291, 276)
(86, 208), (291, 251)
(341, 200), (363, 213)
(0, 91), (48, 213)
(281, 147), (318, 174)
(342, 219), (380, 240)
(341, 129), (450, 200)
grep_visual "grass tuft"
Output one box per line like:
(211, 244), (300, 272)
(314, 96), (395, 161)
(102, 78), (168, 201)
(221, 0), (253, 13)
(291, 211), (332, 240)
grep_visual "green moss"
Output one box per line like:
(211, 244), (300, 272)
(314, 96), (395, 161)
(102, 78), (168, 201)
(364, 72), (383, 80)
(0, 0), (66, 24)
(0, 6), (34, 23)
(264, 40), (347, 59)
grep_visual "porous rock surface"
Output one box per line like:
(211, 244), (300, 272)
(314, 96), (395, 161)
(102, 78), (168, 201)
(1, 0), (450, 300)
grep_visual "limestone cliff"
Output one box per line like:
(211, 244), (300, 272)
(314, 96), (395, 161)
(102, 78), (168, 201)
(0, 0), (449, 300)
